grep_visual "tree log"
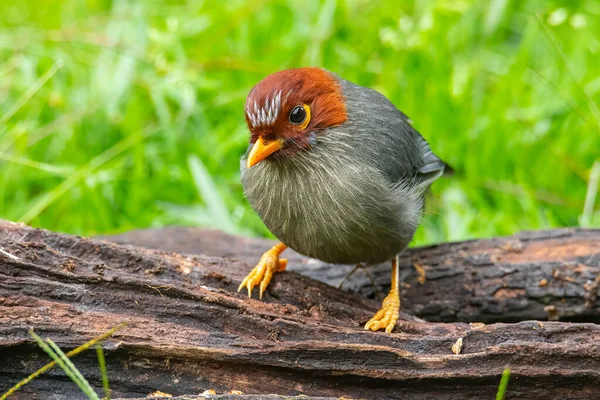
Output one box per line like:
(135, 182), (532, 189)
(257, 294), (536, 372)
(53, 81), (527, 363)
(105, 226), (600, 323)
(0, 220), (599, 399)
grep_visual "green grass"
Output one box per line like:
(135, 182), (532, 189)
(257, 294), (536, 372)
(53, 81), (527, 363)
(496, 367), (511, 400)
(1, 324), (124, 400)
(0, 0), (598, 244)
(30, 331), (102, 400)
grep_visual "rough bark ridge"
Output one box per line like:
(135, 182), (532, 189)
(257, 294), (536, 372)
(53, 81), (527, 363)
(0, 220), (598, 400)
(106, 226), (600, 323)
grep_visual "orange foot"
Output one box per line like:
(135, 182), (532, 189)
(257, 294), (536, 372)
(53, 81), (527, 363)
(365, 256), (400, 333)
(238, 243), (287, 299)
(364, 289), (400, 333)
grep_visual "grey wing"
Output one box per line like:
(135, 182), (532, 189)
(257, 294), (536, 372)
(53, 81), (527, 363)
(413, 131), (449, 189)
(338, 78), (450, 190)
(390, 107), (448, 188)
(379, 106), (449, 191)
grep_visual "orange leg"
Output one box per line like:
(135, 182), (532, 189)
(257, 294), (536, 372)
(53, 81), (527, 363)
(364, 256), (400, 333)
(237, 243), (288, 299)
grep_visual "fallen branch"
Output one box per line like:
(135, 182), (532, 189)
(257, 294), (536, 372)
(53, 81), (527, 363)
(0, 221), (599, 399)
(106, 226), (600, 323)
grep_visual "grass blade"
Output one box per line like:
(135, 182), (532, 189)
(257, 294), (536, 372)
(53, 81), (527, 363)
(96, 344), (111, 399)
(187, 155), (236, 233)
(28, 331), (99, 399)
(0, 323), (126, 400)
(0, 63), (61, 126)
(46, 339), (100, 400)
(581, 161), (600, 228)
(496, 367), (511, 400)
(0, 152), (73, 176)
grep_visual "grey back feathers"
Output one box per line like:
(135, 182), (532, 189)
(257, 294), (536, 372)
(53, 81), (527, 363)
(241, 77), (447, 264)
(337, 79), (447, 190)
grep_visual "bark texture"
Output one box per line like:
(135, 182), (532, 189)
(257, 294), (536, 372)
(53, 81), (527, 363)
(0, 220), (598, 400)
(106, 226), (600, 323)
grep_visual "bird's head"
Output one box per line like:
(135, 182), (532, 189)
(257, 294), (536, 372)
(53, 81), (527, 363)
(244, 68), (348, 168)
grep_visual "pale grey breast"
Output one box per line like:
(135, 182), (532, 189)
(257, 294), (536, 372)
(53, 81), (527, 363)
(241, 133), (422, 264)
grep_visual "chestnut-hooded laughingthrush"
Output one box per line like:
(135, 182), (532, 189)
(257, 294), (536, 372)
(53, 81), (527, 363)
(238, 68), (450, 333)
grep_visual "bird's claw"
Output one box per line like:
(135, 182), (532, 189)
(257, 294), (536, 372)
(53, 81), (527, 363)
(364, 289), (400, 333)
(237, 246), (287, 299)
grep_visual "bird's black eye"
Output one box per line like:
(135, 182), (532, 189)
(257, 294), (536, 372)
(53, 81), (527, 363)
(289, 105), (307, 125)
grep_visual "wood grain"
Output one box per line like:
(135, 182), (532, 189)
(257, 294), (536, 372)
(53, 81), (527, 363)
(1, 221), (599, 399)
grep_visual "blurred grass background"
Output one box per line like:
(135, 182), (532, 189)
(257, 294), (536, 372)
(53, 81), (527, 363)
(0, 0), (598, 245)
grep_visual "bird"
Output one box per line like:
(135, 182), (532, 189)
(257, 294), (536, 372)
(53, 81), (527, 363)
(238, 67), (449, 333)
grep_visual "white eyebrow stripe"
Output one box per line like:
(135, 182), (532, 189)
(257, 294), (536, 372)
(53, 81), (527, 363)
(270, 96), (277, 118)
(247, 91), (284, 128)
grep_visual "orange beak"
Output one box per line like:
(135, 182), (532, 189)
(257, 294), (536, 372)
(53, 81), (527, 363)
(246, 138), (284, 168)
